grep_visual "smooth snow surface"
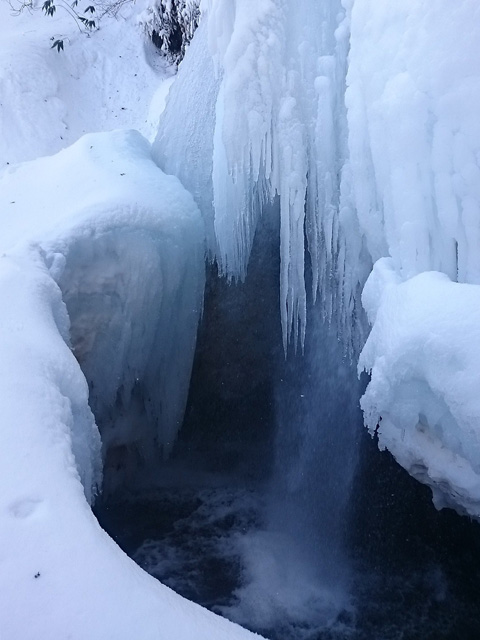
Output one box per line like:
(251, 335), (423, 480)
(0, 252), (250, 640)
(0, 0), (170, 165)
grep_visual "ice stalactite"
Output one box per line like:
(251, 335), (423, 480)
(155, 0), (363, 352)
(156, 0), (480, 518)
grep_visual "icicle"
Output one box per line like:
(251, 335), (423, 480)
(155, 0), (363, 351)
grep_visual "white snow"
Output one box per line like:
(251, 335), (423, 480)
(0, 126), (265, 639)
(360, 262), (480, 517)
(1, 127), (205, 476)
(0, 0), (169, 165)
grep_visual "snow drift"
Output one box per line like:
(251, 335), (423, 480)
(360, 261), (480, 517)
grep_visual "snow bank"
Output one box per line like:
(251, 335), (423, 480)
(0, 130), (266, 640)
(1, 128), (205, 488)
(359, 262), (480, 517)
(0, 0), (169, 166)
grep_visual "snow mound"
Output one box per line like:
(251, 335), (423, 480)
(0, 0), (168, 166)
(360, 260), (480, 518)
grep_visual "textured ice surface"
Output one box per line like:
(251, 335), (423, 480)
(360, 263), (480, 518)
(155, 0), (353, 350)
(347, 0), (480, 516)
(0, 129), (205, 471)
(155, 0), (480, 516)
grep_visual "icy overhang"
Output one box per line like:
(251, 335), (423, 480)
(0, 129), (206, 487)
(359, 260), (480, 519)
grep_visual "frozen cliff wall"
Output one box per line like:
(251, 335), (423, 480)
(155, 0), (480, 518)
(345, 0), (480, 281)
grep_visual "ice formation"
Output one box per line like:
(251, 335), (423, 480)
(346, 0), (480, 517)
(155, 0), (480, 517)
(154, 0), (355, 350)
(2, 0), (480, 636)
(1, 128), (205, 487)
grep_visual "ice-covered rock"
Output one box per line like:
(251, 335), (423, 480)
(360, 261), (480, 518)
(1, 129), (205, 480)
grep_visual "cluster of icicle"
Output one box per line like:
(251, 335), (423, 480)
(155, 0), (366, 353)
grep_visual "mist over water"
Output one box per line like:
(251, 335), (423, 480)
(95, 211), (362, 638)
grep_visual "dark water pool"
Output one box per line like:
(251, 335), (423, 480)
(94, 441), (480, 640)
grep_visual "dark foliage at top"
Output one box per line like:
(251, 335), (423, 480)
(145, 0), (200, 64)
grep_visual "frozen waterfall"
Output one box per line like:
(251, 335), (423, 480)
(154, 0), (361, 352)
(155, 0), (480, 519)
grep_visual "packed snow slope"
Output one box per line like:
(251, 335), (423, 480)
(0, 0), (173, 165)
(155, 0), (480, 517)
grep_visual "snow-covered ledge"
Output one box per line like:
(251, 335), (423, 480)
(0, 130), (261, 640)
(359, 259), (480, 519)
